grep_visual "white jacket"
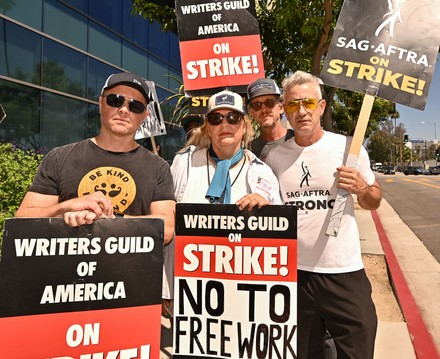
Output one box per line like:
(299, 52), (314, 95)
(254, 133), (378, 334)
(171, 146), (282, 204)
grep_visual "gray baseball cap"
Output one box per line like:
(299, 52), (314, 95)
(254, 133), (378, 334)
(246, 78), (281, 103)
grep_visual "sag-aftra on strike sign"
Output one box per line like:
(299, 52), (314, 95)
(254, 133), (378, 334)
(321, 0), (440, 110)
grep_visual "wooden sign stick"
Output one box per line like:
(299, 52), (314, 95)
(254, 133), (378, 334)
(150, 135), (158, 156)
(326, 93), (375, 237)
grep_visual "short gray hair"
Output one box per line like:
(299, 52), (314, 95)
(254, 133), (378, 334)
(282, 71), (323, 99)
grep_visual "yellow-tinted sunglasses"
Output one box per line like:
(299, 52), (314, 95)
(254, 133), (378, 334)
(285, 98), (321, 114)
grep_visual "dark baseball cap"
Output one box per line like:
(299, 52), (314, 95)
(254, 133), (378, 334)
(181, 114), (204, 131)
(246, 78), (281, 103)
(101, 72), (151, 103)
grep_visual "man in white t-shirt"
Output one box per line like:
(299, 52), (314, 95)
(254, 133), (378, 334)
(265, 71), (382, 359)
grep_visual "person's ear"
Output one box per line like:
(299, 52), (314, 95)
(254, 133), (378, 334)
(279, 103), (284, 114)
(319, 99), (326, 114)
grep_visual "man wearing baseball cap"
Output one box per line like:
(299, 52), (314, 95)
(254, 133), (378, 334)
(180, 114), (204, 141)
(16, 71), (176, 244)
(247, 78), (294, 160)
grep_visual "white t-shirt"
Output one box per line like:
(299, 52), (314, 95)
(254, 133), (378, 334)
(265, 131), (375, 273)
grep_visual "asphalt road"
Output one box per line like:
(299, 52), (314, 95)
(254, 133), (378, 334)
(375, 171), (440, 263)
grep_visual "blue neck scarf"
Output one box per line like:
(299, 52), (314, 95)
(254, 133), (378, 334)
(206, 146), (244, 204)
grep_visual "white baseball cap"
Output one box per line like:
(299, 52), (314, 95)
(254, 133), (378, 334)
(207, 90), (245, 115)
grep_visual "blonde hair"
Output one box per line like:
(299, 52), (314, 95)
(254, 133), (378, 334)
(183, 114), (254, 150)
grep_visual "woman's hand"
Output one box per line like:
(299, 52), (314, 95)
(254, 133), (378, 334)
(236, 193), (269, 210)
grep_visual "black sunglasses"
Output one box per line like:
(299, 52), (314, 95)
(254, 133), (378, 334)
(206, 111), (243, 126)
(248, 98), (279, 111)
(104, 94), (147, 114)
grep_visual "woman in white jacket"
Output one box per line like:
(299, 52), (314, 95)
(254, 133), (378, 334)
(171, 90), (282, 207)
(162, 90), (282, 317)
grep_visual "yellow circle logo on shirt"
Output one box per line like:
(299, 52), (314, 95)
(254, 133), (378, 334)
(78, 166), (136, 213)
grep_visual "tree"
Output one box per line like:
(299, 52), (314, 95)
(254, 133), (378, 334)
(131, 0), (396, 135)
(0, 143), (43, 250)
(367, 120), (408, 166)
(399, 146), (413, 166)
(132, 0), (342, 80)
(131, 0), (177, 32)
(256, 0), (342, 79)
(331, 90), (398, 137)
(367, 131), (390, 164)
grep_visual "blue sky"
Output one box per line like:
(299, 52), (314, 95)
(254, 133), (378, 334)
(396, 54), (440, 142)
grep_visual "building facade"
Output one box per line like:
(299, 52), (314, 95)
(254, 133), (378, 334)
(0, 0), (184, 161)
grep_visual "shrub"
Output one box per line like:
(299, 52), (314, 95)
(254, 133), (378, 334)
(0, 143), (43, 252)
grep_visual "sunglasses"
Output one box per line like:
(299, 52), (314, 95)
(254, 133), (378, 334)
(104, 94), (147, 114)
(248, 98), (279, 111)
(206, 111), (243, 126)
(285, 98), (321, 113)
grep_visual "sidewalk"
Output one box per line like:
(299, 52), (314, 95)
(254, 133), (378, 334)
(357, 198), (440, 359)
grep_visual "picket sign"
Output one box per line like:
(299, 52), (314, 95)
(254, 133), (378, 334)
(326, 87), (377, 237)
(0, 218), (164, 358)
(320, 0), (440, 236)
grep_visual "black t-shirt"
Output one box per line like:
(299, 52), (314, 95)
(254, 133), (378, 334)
(29, 139), (175, 215)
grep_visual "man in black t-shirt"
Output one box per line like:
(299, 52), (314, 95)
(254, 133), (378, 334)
(16, 72), (176, 244)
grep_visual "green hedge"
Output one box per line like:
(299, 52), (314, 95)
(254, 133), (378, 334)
(0, 143), (43, 252)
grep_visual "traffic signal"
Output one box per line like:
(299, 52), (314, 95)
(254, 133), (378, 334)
(404, 134), (409, 142)
(436, 148), (440, 160)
